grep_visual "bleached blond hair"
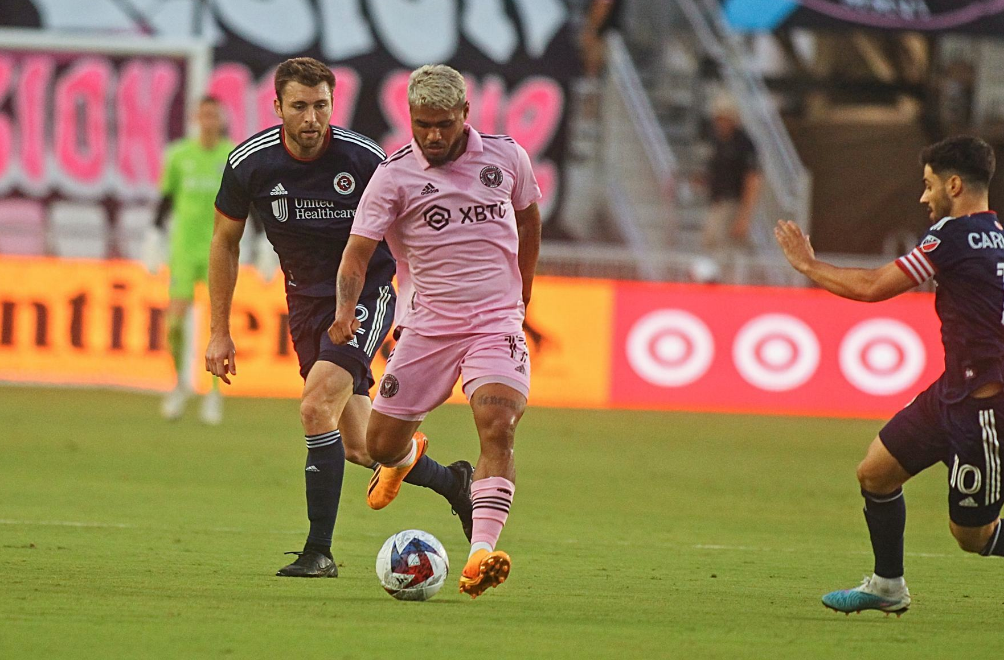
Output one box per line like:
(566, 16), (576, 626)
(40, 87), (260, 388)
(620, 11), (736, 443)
(407, 64), (467, 110)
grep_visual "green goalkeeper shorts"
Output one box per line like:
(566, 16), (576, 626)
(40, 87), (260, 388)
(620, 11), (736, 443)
(168, 255), (209, 300)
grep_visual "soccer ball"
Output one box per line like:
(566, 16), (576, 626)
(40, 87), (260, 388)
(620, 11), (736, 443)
(375, 530), (449, 601)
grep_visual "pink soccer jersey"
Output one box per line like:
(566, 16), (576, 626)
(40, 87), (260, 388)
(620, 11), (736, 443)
(352, 125), (541, 335)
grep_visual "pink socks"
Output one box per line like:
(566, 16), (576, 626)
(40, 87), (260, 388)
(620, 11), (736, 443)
(469, 476), (515, 555)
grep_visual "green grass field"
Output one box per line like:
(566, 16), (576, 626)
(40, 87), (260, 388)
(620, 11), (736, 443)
(1, 386), (1000, 659)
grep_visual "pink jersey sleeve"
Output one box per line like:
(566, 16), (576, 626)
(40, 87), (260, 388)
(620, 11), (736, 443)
(511, 144), (542, 211)
(351, 165), (400, 241)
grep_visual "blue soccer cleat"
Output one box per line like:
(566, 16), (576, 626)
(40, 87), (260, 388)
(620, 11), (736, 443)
(822, 576), (911, 617)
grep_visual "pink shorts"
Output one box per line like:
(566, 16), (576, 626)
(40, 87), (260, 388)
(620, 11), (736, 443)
(373, 330), (531, 421)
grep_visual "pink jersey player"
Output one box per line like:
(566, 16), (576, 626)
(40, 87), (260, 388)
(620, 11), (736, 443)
(355, 127), (539, 338)
(330, 64), (542, 600)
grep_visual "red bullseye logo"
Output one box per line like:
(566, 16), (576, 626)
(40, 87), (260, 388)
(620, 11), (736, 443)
(839, 319), (926, 395)
(733, 314), (820, 391)
(626, 310), (714, 387)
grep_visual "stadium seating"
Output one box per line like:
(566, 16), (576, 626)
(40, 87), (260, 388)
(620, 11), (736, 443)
(0, 198), (47, 255)
(48, 201), (109, 259)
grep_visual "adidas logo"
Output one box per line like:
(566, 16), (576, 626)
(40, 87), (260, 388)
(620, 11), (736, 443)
(421, 183), (438, 196)
(305, 465), (320, 472)
(959, 496), (979, 507)
(514, 364), (526, 374)
(271, 183), (288, 196)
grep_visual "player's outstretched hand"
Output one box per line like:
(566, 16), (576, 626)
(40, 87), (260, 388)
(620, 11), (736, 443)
(206, 332), (237, 385)
(327, 312), (360, 346)
(774, 219), (815, 273)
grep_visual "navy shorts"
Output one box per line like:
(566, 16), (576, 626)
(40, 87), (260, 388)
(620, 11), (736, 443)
(286, 284), (395, 396)
(880, 378), (1004, 527)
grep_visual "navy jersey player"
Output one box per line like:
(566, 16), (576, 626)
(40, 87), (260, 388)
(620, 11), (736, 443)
(205, 58), (472, 578)
(776, 135), (1004, 615)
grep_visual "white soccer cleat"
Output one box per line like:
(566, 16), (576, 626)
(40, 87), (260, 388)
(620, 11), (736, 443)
(161, 386), (191, 421)
(822, 575), (911, 616)
(199, 389), (223, 426)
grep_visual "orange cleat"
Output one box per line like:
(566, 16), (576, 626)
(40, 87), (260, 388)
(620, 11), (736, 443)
(366, 432), (428, 510)
(458, 549), (511, 599)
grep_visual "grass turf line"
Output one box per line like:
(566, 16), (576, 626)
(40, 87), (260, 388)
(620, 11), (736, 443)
(0, 386), (999, 659)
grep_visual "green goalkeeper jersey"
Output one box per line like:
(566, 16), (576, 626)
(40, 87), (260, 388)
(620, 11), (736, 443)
(160, 137), (234, 262)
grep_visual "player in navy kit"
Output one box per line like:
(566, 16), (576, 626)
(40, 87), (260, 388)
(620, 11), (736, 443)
(776, 136), (1004, 615)
(206, 58), (472, 578)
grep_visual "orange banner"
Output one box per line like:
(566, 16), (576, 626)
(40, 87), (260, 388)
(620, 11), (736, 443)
(0, 258), (613, 408)
(1, 257), (950, 419)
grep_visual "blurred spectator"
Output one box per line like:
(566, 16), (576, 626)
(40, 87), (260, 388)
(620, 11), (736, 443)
(937, 59), (975, 135)
(580, 0), (626, 78)
(703, 94), (762, 265)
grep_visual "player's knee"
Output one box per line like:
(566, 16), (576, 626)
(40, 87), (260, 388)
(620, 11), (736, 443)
(481, 413), (516, 440)
(476, 416), (516, 454)
(856, 460), (896, 494)
(299, 396), (333, 431)
(367, 438), (404, 464)
(950, 521), (994, 554)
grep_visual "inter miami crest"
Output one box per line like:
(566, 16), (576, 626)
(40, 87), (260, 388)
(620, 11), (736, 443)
(480, 165), (503, 188)
(380, 374), (400, 398)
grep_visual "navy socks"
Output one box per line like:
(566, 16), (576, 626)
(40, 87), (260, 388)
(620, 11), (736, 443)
(403, 454), (459, 499)
(862, 488), (906, 579)
(303, 430), (345, 558)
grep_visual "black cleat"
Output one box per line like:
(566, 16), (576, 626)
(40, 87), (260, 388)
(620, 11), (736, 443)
(276, 550), (338, 577)
(446, 460), (474, 542)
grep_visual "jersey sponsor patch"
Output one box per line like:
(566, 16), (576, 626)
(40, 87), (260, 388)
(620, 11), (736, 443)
(423, 205), (451, 231)
(334, 172), (356, 195)
(920, 235), (941, 253)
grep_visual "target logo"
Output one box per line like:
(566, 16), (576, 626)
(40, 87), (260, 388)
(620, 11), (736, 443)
(732, 314), (820, 391)
(839, 319), (926, 395)
(626, 310), (715, 387)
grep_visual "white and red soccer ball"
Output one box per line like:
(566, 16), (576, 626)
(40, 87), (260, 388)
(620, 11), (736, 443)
(375, 530), (449, 601)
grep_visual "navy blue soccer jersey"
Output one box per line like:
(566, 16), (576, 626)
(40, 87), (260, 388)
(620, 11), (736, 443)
(897, 211), (1004, 402)
(215, 125), (396, 298)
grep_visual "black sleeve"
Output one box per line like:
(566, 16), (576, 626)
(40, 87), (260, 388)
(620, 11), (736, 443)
(214, 159), (251, 220)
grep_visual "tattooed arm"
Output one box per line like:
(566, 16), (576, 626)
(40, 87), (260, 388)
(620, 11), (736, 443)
(328, 235), (379, 345)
